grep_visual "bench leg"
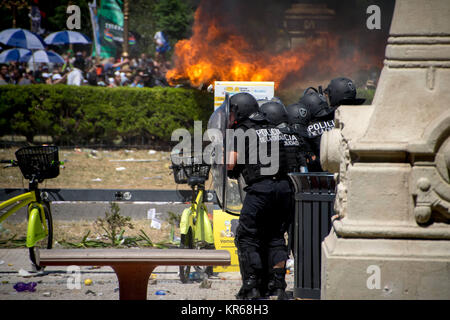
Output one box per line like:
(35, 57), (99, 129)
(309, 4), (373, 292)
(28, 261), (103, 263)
(111, 264), (155, 300)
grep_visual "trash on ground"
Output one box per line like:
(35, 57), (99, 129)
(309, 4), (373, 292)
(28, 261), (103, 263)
(13, 282), (37, 292)
(150, 218), (162, 230)
(115, 167), (126, 171)
(85, 289), (96, 296)
(155, 290), (167, 295)
(84, 278), (93, 286)
(199, 278), (212, 289)
(42, 292), (51, 297)
(18, 268), (32, 277)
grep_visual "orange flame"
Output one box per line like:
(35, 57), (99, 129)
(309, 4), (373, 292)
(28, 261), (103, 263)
(166, 3), (384, 91)
(166, 6), (317, 89)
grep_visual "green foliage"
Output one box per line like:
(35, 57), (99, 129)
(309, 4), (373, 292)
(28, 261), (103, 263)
(153, 0), (194, 41)
(95, 202), (134, 246)
(0, 84), (213, 146)
(129, 0), (195, 57)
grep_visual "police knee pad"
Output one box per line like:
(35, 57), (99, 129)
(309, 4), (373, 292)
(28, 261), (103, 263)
(268, 246), (288, 267)
(237, 247), (263, 276)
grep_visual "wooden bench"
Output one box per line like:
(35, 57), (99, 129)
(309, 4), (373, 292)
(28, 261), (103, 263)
(37, 248), (231, 300)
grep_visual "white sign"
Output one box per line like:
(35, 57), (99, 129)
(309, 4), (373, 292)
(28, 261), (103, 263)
(214, 81), (274, 109)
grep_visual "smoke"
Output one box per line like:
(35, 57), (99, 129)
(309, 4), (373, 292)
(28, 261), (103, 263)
(167, 0), (394, 94)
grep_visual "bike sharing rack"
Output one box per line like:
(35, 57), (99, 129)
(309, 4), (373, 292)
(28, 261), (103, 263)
(0, 188), (217, 203)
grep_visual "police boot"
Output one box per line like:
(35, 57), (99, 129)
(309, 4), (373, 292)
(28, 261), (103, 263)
(236, 274), (262, 300)
(267, 268), (288, 300)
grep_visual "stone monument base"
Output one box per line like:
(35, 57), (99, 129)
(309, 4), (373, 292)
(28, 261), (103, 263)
(321, 230), (450, 299)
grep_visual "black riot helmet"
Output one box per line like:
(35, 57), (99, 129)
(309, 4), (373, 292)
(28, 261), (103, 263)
(229, 92), (264, 125)
(299, 90), (335, 122)
(286, 102), (310, 125)
(260, 101), (288, 126)
(324, 77), (366, 107)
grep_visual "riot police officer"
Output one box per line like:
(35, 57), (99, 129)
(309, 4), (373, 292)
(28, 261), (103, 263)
(324, 77), (366, 107)
(228, 95), (304, 300)
(288, 78), (366, 171)
(287, 89), (336, 171)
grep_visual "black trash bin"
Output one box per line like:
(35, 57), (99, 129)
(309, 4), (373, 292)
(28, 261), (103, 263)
(288, 173), (336, 299)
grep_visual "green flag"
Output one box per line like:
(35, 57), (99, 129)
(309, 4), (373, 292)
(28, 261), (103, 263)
(98, 0), (124, 58)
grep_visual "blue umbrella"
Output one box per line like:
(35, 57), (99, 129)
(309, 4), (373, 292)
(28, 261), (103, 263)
(44, 30), (91, 45)
(0, 28), (45, 49)
(0, 48), (31, 63)
(20, 50), (64, 64)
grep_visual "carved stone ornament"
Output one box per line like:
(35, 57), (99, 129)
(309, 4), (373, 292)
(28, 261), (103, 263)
(412, 137), (450, 225)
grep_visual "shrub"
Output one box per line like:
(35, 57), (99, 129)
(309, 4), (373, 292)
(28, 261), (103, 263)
(0, 84), (213, 146)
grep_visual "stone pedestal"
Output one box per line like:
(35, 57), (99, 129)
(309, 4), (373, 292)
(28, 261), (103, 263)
(320, 0), (450, 299)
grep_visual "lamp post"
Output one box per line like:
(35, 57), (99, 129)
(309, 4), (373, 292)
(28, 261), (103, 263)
(122, 0), (129, 56)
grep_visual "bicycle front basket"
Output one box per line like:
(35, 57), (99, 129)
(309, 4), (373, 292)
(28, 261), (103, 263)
(15, 146), (60, 180)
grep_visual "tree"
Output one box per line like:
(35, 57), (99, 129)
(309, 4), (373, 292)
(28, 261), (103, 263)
(152, 0), (194, 45)
(128, 0), (194, 58)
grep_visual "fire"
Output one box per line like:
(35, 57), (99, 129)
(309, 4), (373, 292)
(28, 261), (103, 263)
(166, 1), (385, 91)
(166, 5), (315, 89)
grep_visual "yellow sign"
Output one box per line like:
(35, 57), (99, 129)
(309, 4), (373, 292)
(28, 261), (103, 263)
(213, 209), (240, 272)
(214, 81), (275, 108)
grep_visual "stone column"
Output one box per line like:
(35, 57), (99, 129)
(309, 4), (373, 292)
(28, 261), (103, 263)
(320, 0), (450, 299)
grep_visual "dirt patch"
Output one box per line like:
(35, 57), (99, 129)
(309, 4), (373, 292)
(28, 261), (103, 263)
(0, 218), (179, 249)
(0, 147), (198, 190)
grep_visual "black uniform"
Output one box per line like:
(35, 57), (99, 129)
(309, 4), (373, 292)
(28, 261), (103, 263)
(230, 119), (303, 299)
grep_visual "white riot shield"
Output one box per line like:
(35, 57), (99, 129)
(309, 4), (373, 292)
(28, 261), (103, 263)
(206, 93), (244, 215)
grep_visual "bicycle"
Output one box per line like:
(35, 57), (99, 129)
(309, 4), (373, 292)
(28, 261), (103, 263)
(0, 145), (61, 271)
(170, 153), (215, 283)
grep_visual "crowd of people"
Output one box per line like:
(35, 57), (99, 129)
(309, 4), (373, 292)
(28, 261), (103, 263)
(0, 50), (171, 88)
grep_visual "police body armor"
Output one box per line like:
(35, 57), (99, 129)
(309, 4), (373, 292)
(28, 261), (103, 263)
(234, 121), (305, 186)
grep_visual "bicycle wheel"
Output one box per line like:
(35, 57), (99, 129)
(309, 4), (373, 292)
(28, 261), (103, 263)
(28, 201), (53, 270)
(179, 228), (193, 283)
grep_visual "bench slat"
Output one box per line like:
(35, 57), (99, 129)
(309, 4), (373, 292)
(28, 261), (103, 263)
(38, 248), (231, 266)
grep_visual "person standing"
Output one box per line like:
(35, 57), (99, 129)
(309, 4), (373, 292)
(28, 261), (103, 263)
(227, 93), (302, 300)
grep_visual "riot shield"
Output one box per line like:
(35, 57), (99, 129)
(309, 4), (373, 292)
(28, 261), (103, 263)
(206, 93), (244, 215)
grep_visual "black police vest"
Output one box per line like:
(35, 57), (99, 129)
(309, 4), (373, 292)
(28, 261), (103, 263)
(279, 126), (309, 173)
(235, 122), (305, 185)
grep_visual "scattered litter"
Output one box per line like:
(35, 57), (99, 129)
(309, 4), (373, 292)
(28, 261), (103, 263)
(0, 260), (4, 265)
(143, 176), (163, 180)
(91, 178), (102, 182)
(85, 289), (96, 296)
(8, 264), (13, 267)
(98, 292), (103, 296)
(87, 266), (101, 270)
(84, 279), (93, 286)
(114, 287), (119, 293)
(155, 290), (166, 296)
(13, 282), (37, 292)
(149, 273), (157, 285)
(115, 167), (126, 171)
(2, 280), (9, 284)
(42, 292), (51, 297)
(148, 150), (156, 155)
(286, 258), (294, 273)
(191, 272), (202, 281)
(151, 217), (162, 230)
(147, 208), (156, 220)
(18, 268), (32, 277)
(109, 158), (158, 162)
(199, 278), (212, 289)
